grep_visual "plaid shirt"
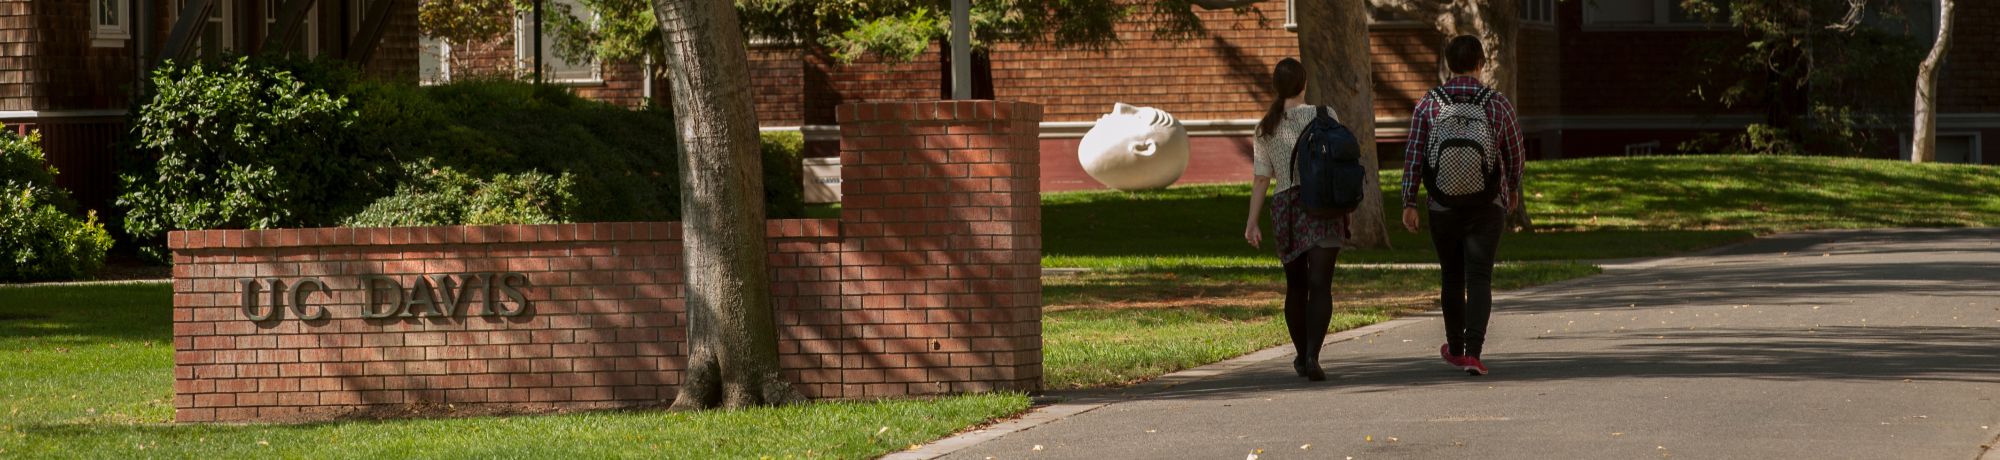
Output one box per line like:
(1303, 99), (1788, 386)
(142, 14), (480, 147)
(1400, 76), (1525, 210)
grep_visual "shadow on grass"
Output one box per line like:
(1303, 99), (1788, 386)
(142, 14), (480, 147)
(0, 284), (171, 344)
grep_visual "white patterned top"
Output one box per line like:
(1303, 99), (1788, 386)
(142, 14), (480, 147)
(1252, 104), (1337, 192)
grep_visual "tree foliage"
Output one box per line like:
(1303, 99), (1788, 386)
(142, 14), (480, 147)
(420, 0), (1273, 65)
(1675, 0), (1928, 155)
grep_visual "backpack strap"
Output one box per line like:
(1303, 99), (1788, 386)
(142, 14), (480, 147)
(1425, 87), (1452, 106)
(1472, 86), (1498, 105)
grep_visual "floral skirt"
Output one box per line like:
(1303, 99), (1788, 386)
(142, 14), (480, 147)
(1270, 188), (1351, 263)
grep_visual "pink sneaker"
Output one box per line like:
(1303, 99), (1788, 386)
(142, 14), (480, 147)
(1440, 344), (1469, 368)
(1462, 356), (1490, 376)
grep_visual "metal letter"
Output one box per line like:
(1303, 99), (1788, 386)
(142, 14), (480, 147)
(494, 272), (532, 317)
(360, 276), (406, 319)
(241, 279), (278, 321)
(434, 274), (483, 317)
(404, 275), (441, 317)
(289, 278), (329, 320)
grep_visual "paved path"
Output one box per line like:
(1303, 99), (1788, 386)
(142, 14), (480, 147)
(941, 228), (2000, 460)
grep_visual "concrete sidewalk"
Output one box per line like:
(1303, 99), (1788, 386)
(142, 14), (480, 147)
(932, 228), (2000, 460)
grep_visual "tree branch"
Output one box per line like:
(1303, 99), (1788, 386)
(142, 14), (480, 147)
(1827, 0), (1870, 32)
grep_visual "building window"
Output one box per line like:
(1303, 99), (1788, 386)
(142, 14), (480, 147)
(262, 0), (317, 55)
(514, 0), (601, 84)
(419, 35), (451, 85)
(1520, 0), (1555, 24)
(348, 0), (383, 38)
(1284, 0), (1296, 31)
(1585, 0), (1714, 28)
(1904, 132), (1984, 164)
(91, 0), (132, 47)
(176, 0), (235, 59)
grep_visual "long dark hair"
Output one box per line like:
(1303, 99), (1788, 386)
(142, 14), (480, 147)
(1256, 58), (1307, 139)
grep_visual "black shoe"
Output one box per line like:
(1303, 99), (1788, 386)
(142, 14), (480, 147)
(1303, 361), (1327, 381)
(1293, 355), (1311, 377)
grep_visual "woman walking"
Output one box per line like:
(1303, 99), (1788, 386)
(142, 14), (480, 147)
(1244, 58), (1349, 382)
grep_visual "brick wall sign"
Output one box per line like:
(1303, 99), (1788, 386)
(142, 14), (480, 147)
(170, 101), (1044, 423)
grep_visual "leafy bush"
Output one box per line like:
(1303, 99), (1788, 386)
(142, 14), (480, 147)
(343, 162), (576, 227)
(0, 129), (111, 281)
(120, 58), (391, 254)
(760, 130), (806, 219)
(121, 58), (807, 257)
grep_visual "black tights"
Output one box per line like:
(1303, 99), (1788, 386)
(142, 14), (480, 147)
(1283, 247), (1339, 362)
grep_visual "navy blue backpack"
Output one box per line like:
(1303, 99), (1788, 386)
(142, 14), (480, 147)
(1290, 107), (1367, 218)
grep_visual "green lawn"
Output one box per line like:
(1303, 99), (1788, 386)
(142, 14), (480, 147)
(1044, 155), (1999, 269)
(0, 285), (1027, 459)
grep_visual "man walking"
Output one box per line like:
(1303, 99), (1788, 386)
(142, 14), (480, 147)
(1400, 35), (1525, 376)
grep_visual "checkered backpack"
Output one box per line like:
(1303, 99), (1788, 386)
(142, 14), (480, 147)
(1419, 86), (1502, 209)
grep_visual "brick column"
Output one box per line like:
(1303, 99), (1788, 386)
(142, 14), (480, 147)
(834, 101), (1043, 396)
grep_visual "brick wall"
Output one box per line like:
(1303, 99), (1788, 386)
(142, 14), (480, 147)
(36, 0), (136, 111)
(0, 0), (39, 111)
(170, 100), (1044, 423)
(1940, 0), (2000, 113)
(749, 45), (804, 127)
(360, 0), (422, 81)
(802, 47), (941, 125)
(988, 1), (1293, 124)
(1554, 1), (1744, 116)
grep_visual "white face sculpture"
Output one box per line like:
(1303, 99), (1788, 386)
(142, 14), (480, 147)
(1076, 103), (1191, 191)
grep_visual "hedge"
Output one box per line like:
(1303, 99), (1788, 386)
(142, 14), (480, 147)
(121, 57), (806, 255)
(0, 128), (112, 281)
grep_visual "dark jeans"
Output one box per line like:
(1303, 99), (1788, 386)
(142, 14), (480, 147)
(1429, 203), (1504, 358)
(1282, 247), (1339, 362)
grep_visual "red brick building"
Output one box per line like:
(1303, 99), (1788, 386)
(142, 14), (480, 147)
(8, 0), (1995, 207)
(2, 0), (421, 211)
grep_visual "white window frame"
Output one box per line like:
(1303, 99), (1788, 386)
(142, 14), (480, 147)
(91, 0), (133, 47)
(1284, 0), (1296, 32)
(418, 35), (452, 85)
(514, 0), (603, 85)
(1583, 0), (1717, 30)
(261, 0), (318, 56)
(176, 0), (236, 56)
(1521, 0), (1556, 27)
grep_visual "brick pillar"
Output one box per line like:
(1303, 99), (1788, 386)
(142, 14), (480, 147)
(834, 101), (1043, 396)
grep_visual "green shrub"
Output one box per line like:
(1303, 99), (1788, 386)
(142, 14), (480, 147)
(120, 58), (392, 255)
(0, 129), (111, 281)
(343, 162), (576, 227)
(760, 130), (806, 219)
(120, 60), (805, 256)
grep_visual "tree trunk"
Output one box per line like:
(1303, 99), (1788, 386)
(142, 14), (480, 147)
(1471, 0), (1533, 233)
(1912, 0), (1954, 163)
(649, 0), (802, 410)
(1298, 0), (1391, 249)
